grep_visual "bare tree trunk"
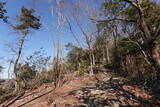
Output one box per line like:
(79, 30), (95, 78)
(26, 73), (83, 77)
(89, 53), (93, 75)
(54, 54), (59, 88)
(151, 42), (160, 73)
(74, 16), (95, 75)
(13, 36), (25, 77)
(152, 43), (160, 64)
(106, 44), (110, 64)
(92, 51), (95, 65)
(7, 59), (13, 79)
(113, 26), (118, 49)
(13, 32), (27, 92)
(14, 80), (20, 93)
(102, 47), (106, 62)
(65, 17), (83, 48)
(54, 41), (62, 88)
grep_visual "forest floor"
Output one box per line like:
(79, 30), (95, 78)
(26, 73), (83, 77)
(0, 71), (160, 107)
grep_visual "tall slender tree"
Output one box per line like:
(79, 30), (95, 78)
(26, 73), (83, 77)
(13, 7), (41, 92)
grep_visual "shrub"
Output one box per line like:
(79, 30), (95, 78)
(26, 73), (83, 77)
(76, 67), (85, 76)
(0, 88), (7, 96)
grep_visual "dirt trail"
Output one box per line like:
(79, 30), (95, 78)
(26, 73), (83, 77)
(0, 72), (160, 107)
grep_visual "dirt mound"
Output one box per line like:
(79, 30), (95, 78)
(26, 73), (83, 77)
(0, 72), (160, 107)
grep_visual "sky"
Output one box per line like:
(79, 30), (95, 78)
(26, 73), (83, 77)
(1, 0), (158, 79)
(0, 0), (69, 78)
(0, 0), (103, 79)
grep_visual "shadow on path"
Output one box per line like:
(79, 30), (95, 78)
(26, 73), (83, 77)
(77, 77), (160, 107)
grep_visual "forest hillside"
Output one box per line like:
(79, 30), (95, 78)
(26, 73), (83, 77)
(0, 0), (160, 107)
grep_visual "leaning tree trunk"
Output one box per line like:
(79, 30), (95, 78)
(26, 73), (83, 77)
(144, 41), (160, 81)
(151, 42), (160, 72)
(13, 34), (26, 92)
(13, 37), (24, 77)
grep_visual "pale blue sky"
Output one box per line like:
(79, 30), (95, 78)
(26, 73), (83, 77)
(0, 0), (103, 79)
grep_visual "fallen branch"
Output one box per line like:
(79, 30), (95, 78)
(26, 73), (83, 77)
(2, 91), (25, 107)
(17, 88), (55, 107)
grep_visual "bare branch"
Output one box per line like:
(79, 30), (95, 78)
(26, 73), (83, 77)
(65, 17), (82, 48)
(155, 25), (160, 39)
(121, 0), (138, 8)
(90, 17), (136, 23)
(74, 16), (91, 49)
